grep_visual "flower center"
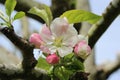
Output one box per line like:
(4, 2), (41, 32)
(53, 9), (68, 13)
(53, 37), (62, 47)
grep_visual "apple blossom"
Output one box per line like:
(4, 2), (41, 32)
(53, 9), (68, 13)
(46, 53), (59, 64)
(74, 40), (91, 59)
(39, 18), (79, 57)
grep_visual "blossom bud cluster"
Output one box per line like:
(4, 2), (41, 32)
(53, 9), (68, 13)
(29, 17), (91, 64)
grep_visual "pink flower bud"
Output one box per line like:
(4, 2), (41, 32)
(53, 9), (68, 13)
(46, 53), (59, 65)
(29, 33), (43, 48)
(74, 40), (91, 59)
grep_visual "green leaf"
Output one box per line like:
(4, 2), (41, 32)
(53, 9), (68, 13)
(28, 7), (50, 26)
(14, 11), (25, 20)
(36, 57), (52, 71)
(72, 57), (84, 71)
(43, 4), (53, 25)
(64, 53), (74, 59)
(63, 53), (74, 62)
(0, 10), (8, 22)
(60, 10), (102, 24)
(54, 66), (73, 80)
(5, 0), (17, 16)
(0, 23), (7, 26)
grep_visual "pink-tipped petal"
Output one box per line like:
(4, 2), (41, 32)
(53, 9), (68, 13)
(40, 24), (53, 43)
(40, 45), (51, 54)
(50, 18), (69, 37)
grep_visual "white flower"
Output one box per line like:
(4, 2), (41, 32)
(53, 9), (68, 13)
(40, 17), (79, 57)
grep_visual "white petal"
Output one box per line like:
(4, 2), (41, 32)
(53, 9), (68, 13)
(63, 25), (79, 47)
(46, 45), (57, 53)
(63, 36), (79, 47)
(50, 18), (69, 37)
(58, 46), (73, 57)
(78, 35), (89, 44)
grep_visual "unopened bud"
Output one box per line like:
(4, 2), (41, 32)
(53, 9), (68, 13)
(29, 33), (43, 48)
(46, 53), (59, 65)
(74, 40), (91, 59)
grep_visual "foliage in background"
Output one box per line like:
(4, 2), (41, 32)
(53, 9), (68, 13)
(0, 0), (25, 27)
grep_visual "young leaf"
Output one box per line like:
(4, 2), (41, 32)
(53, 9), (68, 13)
(63, 53), (74, 62)
(72, 57), (84, 71)
(0, 23), (7, 26)
(54, 66), (73, 80)
(0, 10), (8, 22)
(36, 57), (52, 71)
(5, 0), (17, 16)
(28, 7), (50, 26)
(60, 10), (102, 24)
(14, 11), (25, 20)
(43, 4), (53, 24)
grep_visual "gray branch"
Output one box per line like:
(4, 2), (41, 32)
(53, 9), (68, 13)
(95, 54), (120, 80)
(88, 0), (120, 48)
(0, 64), (50, 80)
(0, 27), (37, 72)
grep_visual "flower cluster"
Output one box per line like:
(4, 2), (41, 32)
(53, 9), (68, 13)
(29, 17), (91, 64)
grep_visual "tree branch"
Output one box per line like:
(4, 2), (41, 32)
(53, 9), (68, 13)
(105, 54), (120, 78)
(0, 64), (50, 80)
(51, 0), (76, 18)
(95, 54), (120, 80)
(0, 27), (37, 72)
(88, 0), (120, 48)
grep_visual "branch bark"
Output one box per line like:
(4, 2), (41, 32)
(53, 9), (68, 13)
(51, 0), (76, 18)
(0, 27), (37, 72)
(0, 64), (50, 80)
(99, 53), (120, 79)
(94, 54), (120, 80)
(87, 0), (120, 79)
(88, 0), (120, 48)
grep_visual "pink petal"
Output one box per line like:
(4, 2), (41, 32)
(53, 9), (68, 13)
(40, 45), (51, 54)
(50, 18), (69, 37)
(40, 24), (53, 43)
